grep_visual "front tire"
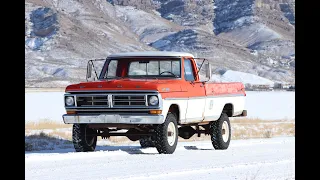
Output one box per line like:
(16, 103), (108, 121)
(72, 124), (97, 152)
(154, 112), (178, 154)
(210, 113), (231, 150)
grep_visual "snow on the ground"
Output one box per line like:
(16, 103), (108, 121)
(25, 91), (295, 123)
(211, 70), (275, 86)
(25, 136), (295, 180)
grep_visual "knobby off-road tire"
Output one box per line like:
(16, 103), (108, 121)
(72, 124), (97, 152)
(210, 113), (231, 150)
(139, 136), (155, 148)
(154, 112), (178, 154)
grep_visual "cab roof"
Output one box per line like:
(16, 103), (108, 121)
(108, 51), (194, 58)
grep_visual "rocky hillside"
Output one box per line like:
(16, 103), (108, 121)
(25, 0), (295, 87)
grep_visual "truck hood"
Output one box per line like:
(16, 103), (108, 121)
(65, 78), (184, 93)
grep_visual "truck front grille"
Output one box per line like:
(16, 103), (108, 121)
(113, 95), (146, 106)
(76, 95), (108, 107)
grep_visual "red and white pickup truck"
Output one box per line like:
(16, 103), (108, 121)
(62, 51), (247, 154)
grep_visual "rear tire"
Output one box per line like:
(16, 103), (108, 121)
(210, 113), (231, 150)
(154, 112), (178, 154)
(139, 136), (155, 148)
(72, 124), (97, 152)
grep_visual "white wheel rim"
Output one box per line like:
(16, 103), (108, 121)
(222, 121), (230, 142)
(167, 122), (176, 146)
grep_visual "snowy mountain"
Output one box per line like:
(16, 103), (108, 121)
(25, 0), (295, 87)
(211, 70), (274, 86)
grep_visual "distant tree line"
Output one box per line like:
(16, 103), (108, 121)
(245, 83), (295, 91)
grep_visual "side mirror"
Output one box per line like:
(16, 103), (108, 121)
(86, 61), (93, 81)
(85, 59), (106, 81)
(205, 63), (212, 80)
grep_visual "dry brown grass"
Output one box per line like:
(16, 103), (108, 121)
(230, 117), (295, 124)
(25, 121), (72, 130)
(230, 118), (295, 140)
(25, 118), (295, 144)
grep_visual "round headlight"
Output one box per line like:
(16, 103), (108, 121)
(65, 96), (75, 106)
(149, 95), (159, 106)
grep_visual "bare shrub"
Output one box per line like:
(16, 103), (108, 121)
(25, 142), (33, 151)
(263, 130), (273, 138)
(25, 131), (72, 151)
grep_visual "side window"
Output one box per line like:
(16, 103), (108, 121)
(184, 59), (195, 81)
(107, 60), (118, 77)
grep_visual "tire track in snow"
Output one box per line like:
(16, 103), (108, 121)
(107, 159), (294, 180)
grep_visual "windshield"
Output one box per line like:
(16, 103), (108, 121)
(99, 59), (181, 79)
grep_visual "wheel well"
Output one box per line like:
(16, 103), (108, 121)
(168, 104), (180, 123)
(222, 103), (233, 117)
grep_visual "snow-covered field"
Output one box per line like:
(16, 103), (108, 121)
(25, 137), (295, 180)
(25, 90), (295, 123)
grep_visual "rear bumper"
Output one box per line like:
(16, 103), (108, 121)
(234, 110), (247, 117)
(62, 114), (165, 124)
(242, 110), (247, 116)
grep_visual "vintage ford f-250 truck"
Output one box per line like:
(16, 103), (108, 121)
(62, 51), (247, 154)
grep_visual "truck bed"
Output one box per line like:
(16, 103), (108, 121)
(204, 82), (246, 96)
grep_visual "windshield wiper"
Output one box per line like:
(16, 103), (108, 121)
(103, 76), (125, 81)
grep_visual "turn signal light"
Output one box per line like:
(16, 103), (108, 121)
(149, 110), (162, 114)
(67, 111), (76, 114)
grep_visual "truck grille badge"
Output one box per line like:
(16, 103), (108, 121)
(108, 94), (113, 107)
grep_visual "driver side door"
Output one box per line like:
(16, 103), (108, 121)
(183, 58), (206, 123)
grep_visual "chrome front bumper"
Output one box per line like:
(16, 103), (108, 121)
(62, 114), (165, 124)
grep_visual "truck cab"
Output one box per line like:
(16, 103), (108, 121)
(62, 51), (247, 154)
